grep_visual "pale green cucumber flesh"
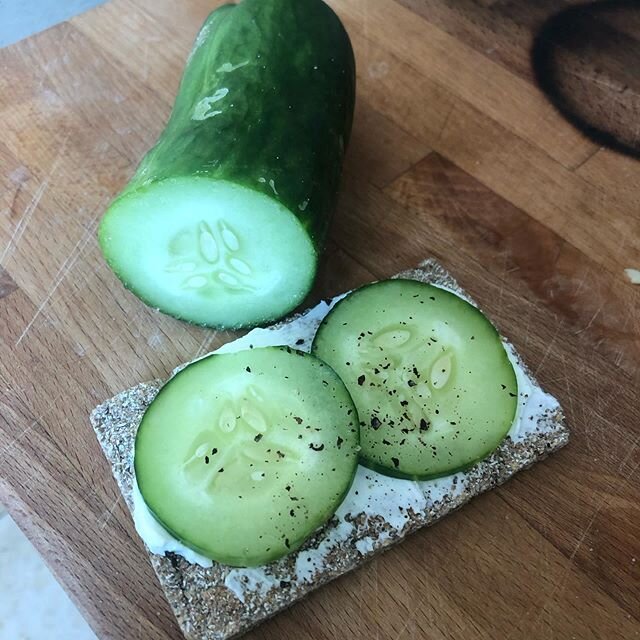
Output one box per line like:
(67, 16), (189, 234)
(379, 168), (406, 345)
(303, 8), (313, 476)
(134, 346), (359, 567)
(99, 178), (317, 329)
(312, 280), (518, 479)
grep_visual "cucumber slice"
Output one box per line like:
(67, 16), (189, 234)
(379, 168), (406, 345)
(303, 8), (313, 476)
(99, 0), (355, 329)
(134, 347), (359, 567)
(312, 280), (518, 479)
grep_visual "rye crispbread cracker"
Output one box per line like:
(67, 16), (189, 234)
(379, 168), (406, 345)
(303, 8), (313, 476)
(90, 259), (569, 640)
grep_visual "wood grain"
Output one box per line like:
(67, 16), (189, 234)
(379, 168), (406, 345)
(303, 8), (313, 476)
(0, 0), (639, 639)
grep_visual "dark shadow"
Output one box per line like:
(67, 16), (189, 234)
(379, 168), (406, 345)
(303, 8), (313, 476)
(532, 0), (640, 158)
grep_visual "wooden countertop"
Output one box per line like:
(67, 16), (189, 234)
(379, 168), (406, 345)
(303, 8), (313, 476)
(1, 1), (638, 638)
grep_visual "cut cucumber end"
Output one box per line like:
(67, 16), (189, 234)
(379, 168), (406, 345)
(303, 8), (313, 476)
(134, 346), (360, 567)
(99, 178), (318, 329)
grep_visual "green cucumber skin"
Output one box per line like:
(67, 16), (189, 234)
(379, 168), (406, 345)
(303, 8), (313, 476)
(107, 0), (355, 250)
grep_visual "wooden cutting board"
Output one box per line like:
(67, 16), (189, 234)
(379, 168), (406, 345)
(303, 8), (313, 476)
(0, 1), (638, 638)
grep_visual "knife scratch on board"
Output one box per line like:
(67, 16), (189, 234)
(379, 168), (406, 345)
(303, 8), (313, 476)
(15, 212), (100, 347)
(98, 494), (123, 531)
(0, 135), (68, 267)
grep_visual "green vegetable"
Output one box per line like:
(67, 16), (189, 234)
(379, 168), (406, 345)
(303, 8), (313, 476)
(99, 0), (355, 328)
(135, 346), (359, 567)
(312, 280), (518, 479)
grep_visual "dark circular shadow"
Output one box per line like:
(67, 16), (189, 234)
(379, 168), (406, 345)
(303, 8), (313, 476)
(532, 0), (640, 158)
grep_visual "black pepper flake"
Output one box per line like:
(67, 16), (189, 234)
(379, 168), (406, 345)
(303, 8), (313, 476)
(408, 380), (416, 387)
(412, 366), (419, 377)
(289, 509), (295, 517)
(501, 384), (507, 390)
(284, 538), (291, 548)
(218, 467), (224, 473)
(336, 436), (344, 449)
(420, 418), (429, 431)
(204, 456), (210, 464)
(211, 448), (218, 455)
(400, 400), (408, 407)
(399, 438), (406, 445)
(382, 439), (392, 446)
(280, 580), (291, 588)
(391, 457), (400, 468)
(371, 416), (381, 429)
(357, 374), (365, 386)
(295, 338), (305, 345)
(509, 392), (517, 397)
(293, 416), (303, 424)
(309, 443), (325, 451)
(277, 450), (285, 458)
(245, 366), (251, 373)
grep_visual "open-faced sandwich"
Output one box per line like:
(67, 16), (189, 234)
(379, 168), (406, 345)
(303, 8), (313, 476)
(91, 260), (568, 640)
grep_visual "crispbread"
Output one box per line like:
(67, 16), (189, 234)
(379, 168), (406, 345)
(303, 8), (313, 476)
(90, 259), (569, 640)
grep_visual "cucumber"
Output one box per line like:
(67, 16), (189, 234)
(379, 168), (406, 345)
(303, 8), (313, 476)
(312, 280), (518, 479)
(134, 346), (359, 567)
(99, 0), (355, 329)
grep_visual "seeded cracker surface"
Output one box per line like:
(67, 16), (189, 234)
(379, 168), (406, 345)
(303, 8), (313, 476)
(90, 259), (569, 640)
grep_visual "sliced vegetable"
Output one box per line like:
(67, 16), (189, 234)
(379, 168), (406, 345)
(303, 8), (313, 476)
(99, 0), (355, 329)
(135, 346), (359, 567)
(312, 280), (518, 479)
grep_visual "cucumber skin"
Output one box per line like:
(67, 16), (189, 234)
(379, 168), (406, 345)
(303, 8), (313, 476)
(102, 0), (355, 259)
